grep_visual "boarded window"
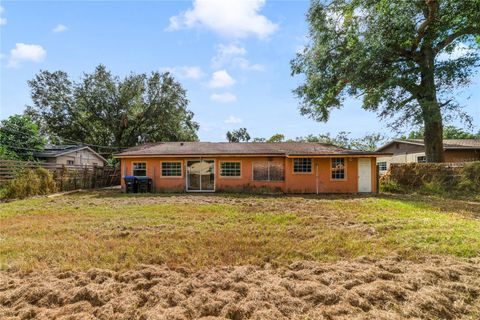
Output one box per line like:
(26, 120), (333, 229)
(161, 162), (182, 176)
(331, 158), (345, 180)
(220, 162), (241, 177)
(253, 161), (284, 181)
(293, 158), (312, 173)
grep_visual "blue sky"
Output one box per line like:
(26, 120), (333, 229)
(0, 0), (479, 142)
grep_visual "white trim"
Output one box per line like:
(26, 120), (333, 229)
(160, 161), (183, 178)
(330, 157), (347, 181)
(185, 159), (216, 192)
(219, 160), (242, 179)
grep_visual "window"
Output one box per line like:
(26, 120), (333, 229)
(67, 160), (74, 165)
(378, 162), (387, 171)
(133, 162), (147, 176)
(331, 158), (346, 180)
(417, 156), (427, 163)
(253, 161), (284, 181)
(293, 158), (312, 173)
(220, 162), (241, 177)
(161, 162), (182, 177)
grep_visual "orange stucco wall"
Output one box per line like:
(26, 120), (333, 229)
(120, 156), (378, 193)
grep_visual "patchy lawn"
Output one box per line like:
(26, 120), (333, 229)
(1, 191), (480, 319)
(1, 191), (480, 271)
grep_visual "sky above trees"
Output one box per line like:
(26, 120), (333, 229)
(1, 0), (479, 141)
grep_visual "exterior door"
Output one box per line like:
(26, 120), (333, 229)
(358, 158), (372, 192)
(186, 160), (215, 192)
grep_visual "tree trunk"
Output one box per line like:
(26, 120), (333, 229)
(419, 37), (445, 163)
(421, 102), (445, 162)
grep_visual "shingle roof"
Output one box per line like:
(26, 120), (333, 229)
(115, 142), (388, 157)
(33, 144), (107, 162)
(33, 145), (86, 157)
(407, 139), (480, 148)
(376, 139), (480, 151)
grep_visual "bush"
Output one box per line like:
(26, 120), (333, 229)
(379, 178), (405, 193)
(457, 162), (480, 192)
(3, 168), (57, 199)
(381, 162), (480, 197)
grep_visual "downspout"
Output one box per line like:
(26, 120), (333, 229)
(316, 162), (319, 195)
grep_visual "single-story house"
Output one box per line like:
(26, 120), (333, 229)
(34, 144), (107, 167)
(376, 139), (480, 174)
(114, 142), (390, 194)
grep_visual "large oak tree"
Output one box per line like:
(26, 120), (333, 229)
(26, 65), (199, 152)
(291, 0), (480, 162)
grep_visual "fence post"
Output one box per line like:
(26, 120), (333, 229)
(92, 164), (97, 189)
(60, 165), (66, 191)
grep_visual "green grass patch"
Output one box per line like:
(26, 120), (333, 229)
(1, 191), (479, 271)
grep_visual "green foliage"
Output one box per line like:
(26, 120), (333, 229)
(381, 162), (480, 196)
(295, 131), (387, 151)
(292, 0), (480, 162)
(3, 168), (57, 199)
(226, 128), (251, 142)
(0, 115), (46, 160)
(457, 162), (480, 192)
(379, 179), (404, 193)
(26, 65), (199, 151)
(401, 125), (480, 139)
(266, 133), (285, 143)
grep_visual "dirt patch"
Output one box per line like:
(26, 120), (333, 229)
(1, 256), (479, 320)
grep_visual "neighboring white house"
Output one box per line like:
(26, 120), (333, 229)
(34, 145), (107, 167)
(376, 139), (480, 175)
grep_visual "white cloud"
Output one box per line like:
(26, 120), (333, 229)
(53, 24), (68, 33)
(164, 66), (205, 80)
(208, 70), (236, 88)
(166, 0), (278, 39)
(232, 57), (265, 71)
(211, 92), (237, 103)
(211, 43), (246, 68)
(0, 6), (7, 26)
(7, 43), (46, 68)
(225, 115), (242, 123)
(438, 43), (475, 61)
(212, 43), (265, 71)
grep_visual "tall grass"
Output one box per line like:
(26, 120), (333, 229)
(2, 168), (57, 199)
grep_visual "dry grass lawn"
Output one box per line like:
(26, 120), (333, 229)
(1, 190), (480, 319)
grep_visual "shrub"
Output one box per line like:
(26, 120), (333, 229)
(3, 168), (57, 199)
(457, 162), (480, 192)
(379, 178), (405, 193)
(382, 162), (480, 197)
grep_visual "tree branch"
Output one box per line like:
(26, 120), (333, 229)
(434, 26), (480, 54)
(410, 0), (438, 53)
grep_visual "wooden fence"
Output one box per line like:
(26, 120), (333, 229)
(0, 160), (120, 191)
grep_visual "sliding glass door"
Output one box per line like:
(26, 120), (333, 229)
(186, 160), (215, 192)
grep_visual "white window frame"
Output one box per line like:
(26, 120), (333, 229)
(378, 162), (387, 172)
(417, 156), (427, 163)
(330, 158), (347, 181)
(161, 161), (183, 178)
(292, 158), (313, 174)
(219, 161), (242, 178)
(132, 162), (147, 176)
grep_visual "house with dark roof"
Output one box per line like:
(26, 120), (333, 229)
(114, 142), (390, 193)
(34, 145), (107, 167)
(376, 139), (480, 174)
